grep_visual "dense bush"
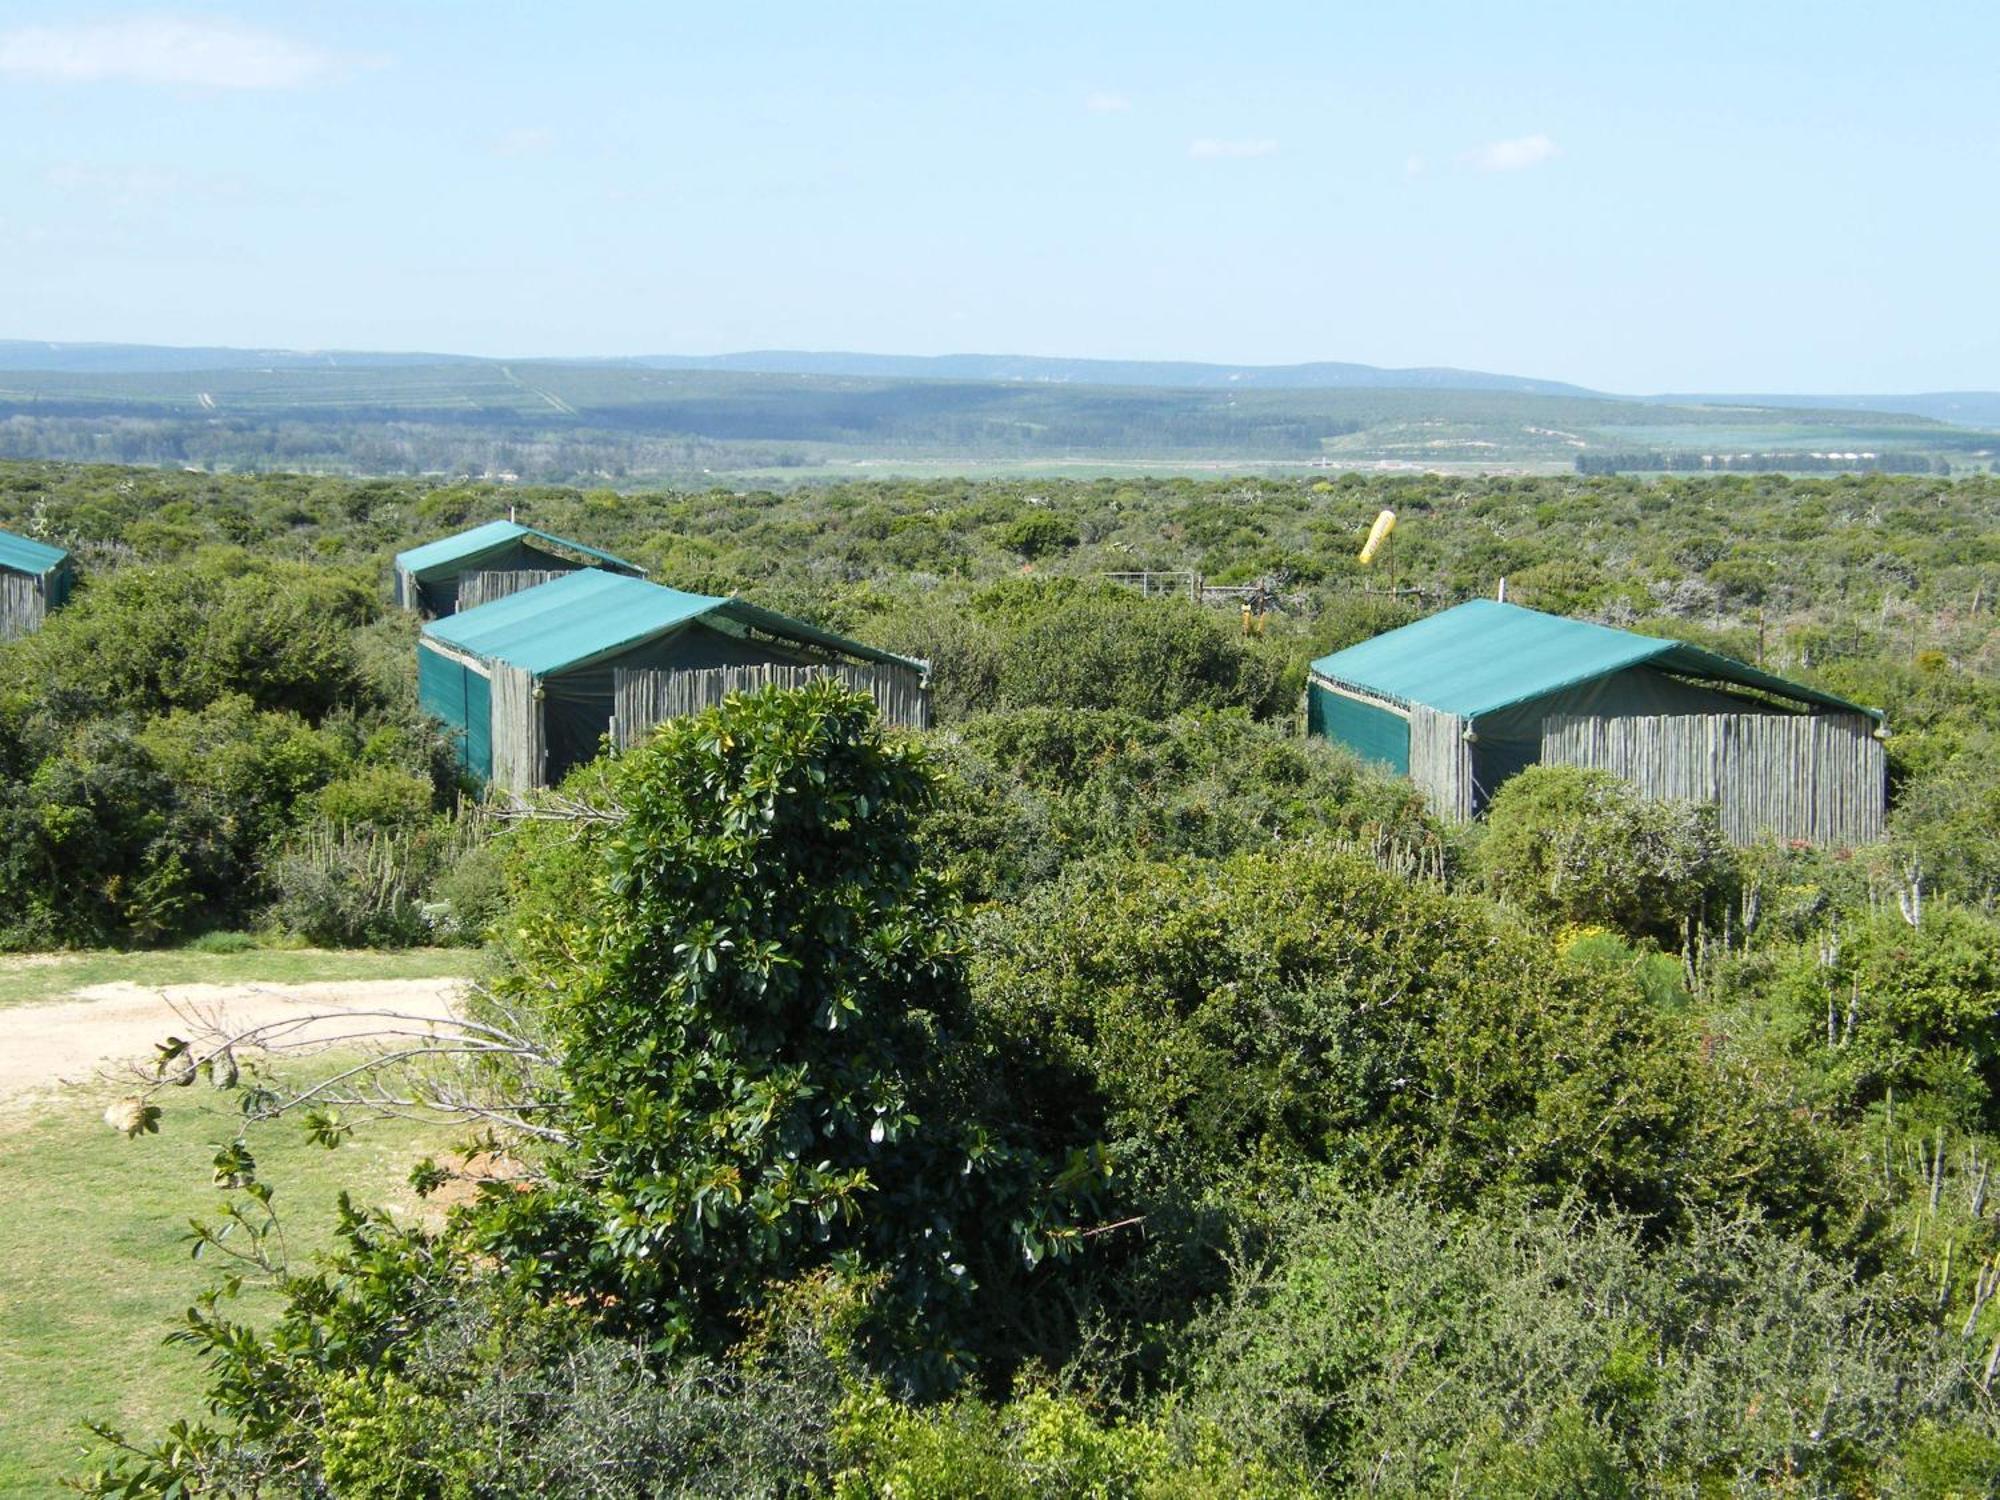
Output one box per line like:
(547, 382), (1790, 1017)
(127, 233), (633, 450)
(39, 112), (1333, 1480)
(988, 584), (1288, 719)
(972, 849), (1828, 1233)
(478, 684), (1093, 1389)
(0, 553), (371, 724)
(1760, 906), (2000, 1128)
(1474, 765), (1737, 944)
(0, 557), (467, 948)
(263, 820), (472, 948)
(924, 707), (1441, 903)
(1176, 1187), (2000, 1495)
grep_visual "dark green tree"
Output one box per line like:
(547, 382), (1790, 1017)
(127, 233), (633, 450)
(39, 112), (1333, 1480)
(469, 682), (1097, 1387)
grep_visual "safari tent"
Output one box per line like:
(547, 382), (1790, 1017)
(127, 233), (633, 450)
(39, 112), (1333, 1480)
(418, 569), (930, 791)
(0, 528), (74, 640)
(1306, 600), (1885, 845)
(393, 520), (645, 618)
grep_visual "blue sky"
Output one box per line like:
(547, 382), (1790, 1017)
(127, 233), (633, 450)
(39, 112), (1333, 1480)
(2, 2), (1995, 392)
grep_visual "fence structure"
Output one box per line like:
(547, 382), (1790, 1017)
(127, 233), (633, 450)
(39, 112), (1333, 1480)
(0, 573), (50, 640)
(612, 661), (932, 752)
(488, 664), (546, 794)
(1101, 570), (1199, 601)
(1541, 711), (1885, 846)
(1102, 570), (1312, 614)
(1407, 704), (1477, 823)
(457, 569), (573, 612)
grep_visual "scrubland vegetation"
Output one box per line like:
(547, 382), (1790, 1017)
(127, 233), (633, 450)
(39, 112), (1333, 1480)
(2, 458), (1998, 1493)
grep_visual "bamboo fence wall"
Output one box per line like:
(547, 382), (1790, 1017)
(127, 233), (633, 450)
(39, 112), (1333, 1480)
(457, 569), (572, 612)
(488, 664), (545, 794)
(612, 661), (931, 751)
(1408, 705), (1477, 823)
(0, 573), (49, 640)
(1541, 711), (1885, 846)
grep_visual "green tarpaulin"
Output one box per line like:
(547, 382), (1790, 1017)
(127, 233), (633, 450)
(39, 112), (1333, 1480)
(1309, 600), (1875, 720)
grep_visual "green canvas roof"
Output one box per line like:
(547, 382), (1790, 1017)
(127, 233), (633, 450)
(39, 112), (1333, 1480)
(422, 568), (925, 678)
(394, 520), (642, 580)
(1310, 600), (1876, 720)
(0, 527), (68, 578)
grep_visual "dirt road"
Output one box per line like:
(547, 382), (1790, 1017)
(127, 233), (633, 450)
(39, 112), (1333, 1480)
(0, 977), (466, 1103)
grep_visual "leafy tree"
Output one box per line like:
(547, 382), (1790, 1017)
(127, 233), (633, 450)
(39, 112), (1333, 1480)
(476, 682), (1096, 1388)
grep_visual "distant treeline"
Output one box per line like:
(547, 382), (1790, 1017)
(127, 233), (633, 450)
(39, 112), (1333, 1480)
(1579, 449), (1963, 475)
(0, 361), (1988, 481)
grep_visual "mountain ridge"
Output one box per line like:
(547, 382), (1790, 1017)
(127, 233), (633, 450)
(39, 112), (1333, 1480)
(0, 339), (1994, 430)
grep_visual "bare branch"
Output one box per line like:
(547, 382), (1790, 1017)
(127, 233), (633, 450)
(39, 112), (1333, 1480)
(123, 987), (572, 1149)
(488, 789), (628, 825)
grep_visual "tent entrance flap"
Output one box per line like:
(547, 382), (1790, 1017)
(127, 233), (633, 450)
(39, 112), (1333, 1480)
(417, 642), (493, 780)
(1308, 677), (1410, 774)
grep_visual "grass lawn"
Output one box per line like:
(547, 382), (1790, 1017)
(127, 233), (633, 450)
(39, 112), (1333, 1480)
(0, 1068), (448, 1494)
(0, 944), (477, 1010)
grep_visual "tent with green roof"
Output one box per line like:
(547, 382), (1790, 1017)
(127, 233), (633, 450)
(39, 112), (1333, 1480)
(393, 520), (644, 618)
(0, 526), (74, 640)
(1307, 600), (1884, 844)
(420, 569), (929, 788)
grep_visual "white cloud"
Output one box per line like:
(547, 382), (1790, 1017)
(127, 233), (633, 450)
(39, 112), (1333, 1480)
(1085, 91), (1131, 114)
(1188, 138), (1278, 161)
(1405, 154), (1427, 178)
(1461, 133), (1560, 172)
(0, 16), (343, 89)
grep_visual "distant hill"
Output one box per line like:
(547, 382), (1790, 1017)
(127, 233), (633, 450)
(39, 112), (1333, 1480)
(626, 350), (1603, 398)
(0, 341), (474, 374)
(2, 340), (1993, 427)
(0, 339), (1990, 484)
(1646, 391), (2000, 430)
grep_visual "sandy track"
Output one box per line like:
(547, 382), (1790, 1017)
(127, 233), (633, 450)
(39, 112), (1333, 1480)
(0, 978), (466, 1103)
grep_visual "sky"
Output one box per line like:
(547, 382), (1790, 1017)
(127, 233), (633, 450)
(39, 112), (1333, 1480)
(2, 1), (1996, 393)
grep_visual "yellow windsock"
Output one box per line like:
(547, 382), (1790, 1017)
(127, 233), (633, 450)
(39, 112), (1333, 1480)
(1358, 509), (1397, 565)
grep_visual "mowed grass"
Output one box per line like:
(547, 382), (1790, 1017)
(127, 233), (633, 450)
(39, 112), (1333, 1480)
(0, 945), (476, 1010)
(0, 1067), (449, 1494)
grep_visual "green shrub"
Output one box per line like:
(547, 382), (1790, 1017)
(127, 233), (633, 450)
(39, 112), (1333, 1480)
(984, 584), (1286, 720)
(183, 930), (260, 955)
(1771, 906), (2000, 1126)
(482, 682), (1091, 1389)
(0, 720), (180, 947)
(973, 848), (1828, 1229)
(308, 764), (435, 831)
(1176, 1187), (1994, 1494)
(428, 836), (508, 945)
(264, 821), (444, 948)
(1, 555), (370, 724)
(1475, 765), (1736, 944)
(867, 598), (1004, 724)
(998, 508), (1081, 560)
(1558, 927), (1691, 1010)
(922, 706), (1444, 905)
(833, 1383), (1304, 1498)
